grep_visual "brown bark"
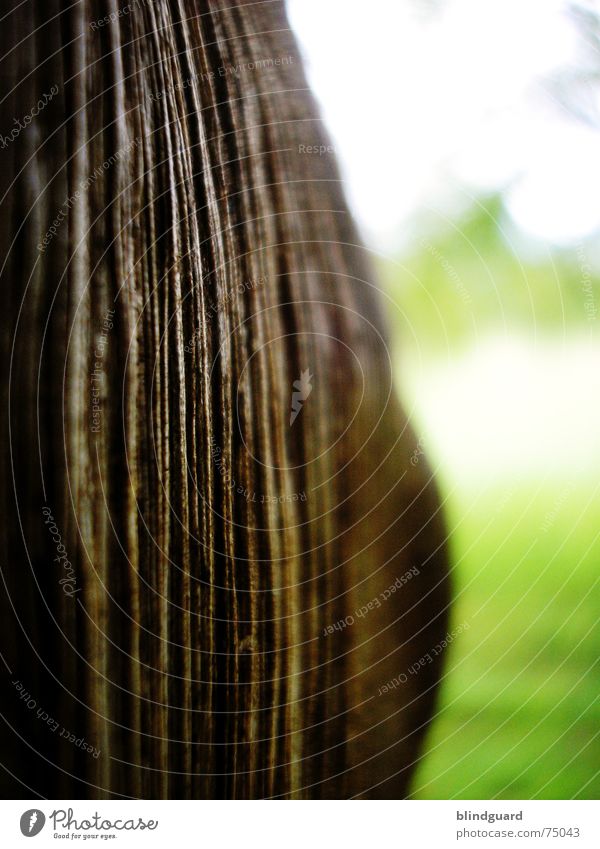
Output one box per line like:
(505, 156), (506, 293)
(0, 0), (449, 798)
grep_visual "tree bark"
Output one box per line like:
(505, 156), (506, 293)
(0, 0), (449, 798)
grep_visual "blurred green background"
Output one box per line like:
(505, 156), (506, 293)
(378, 199), (600, 799)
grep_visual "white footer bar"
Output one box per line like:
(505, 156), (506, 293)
(1, 800), (597, 848)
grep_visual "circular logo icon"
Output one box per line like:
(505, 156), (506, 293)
(19, 810), (45, 837)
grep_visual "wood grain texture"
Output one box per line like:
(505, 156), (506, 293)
(0, 0), (449, 798)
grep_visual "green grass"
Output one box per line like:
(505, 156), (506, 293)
(411, 483), (600, 799)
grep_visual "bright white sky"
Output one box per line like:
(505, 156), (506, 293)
(287, 0), (600, 251)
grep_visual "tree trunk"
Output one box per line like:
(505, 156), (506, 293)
(0, 0), (449, 799)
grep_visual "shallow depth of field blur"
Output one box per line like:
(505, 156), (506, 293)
(288, 0), (600, 798)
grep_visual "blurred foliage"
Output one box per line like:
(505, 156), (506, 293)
(378, 195), (599, 359)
